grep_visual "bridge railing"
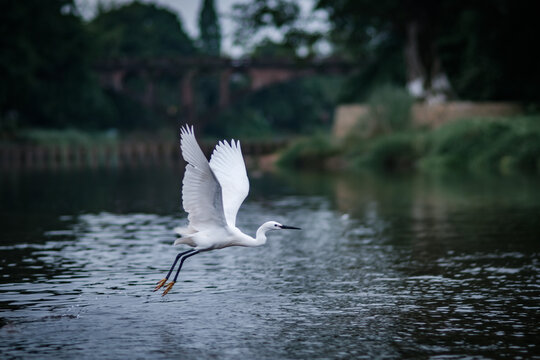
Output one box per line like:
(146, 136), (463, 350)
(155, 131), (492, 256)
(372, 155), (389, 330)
(0, 139), (289, 170)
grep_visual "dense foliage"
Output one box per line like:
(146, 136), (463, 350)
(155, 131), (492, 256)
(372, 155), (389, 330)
(210, 73), (342, 139)
(317, 0), (540, 102)
(279, 116), (540, 175)
(0, 0), (197, 134)
(420, 117), (540, 173)
(88, 1), (197, 130)
(0, 0), (340, 138)
(277, 133), (339, 170)
(90, 2), (196, 59)
(278, 116), (540, 175)
(0, 0), (113, 131)
(1, 0), (539, 140)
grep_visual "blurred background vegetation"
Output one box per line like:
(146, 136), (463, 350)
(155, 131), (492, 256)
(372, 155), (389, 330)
(1, 0), (539, 174)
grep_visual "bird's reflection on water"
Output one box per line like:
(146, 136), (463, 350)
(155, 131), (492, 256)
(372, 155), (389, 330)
(0, 167), (539, 359)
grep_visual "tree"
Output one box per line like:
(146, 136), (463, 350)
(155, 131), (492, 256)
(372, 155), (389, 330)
(317, 0), (540, 102)
(208, 39), (343, 138)
(231, 0), (324, 58)
(198, 0), (221, 56)
(317, 0), (453, 101)
(90, 1), (196, 59)
(205, 2), (344, 137)
(436, 1), (540, 101)
(89, 1), (198, 129)
(0, 0), (113, 130)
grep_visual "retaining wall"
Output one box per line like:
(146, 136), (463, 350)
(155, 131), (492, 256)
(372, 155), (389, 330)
(333, 102), (523, 139)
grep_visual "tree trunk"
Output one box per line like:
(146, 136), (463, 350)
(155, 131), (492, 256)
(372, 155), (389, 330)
(404, 21), (427, 98)
(404, 21), (452, 103)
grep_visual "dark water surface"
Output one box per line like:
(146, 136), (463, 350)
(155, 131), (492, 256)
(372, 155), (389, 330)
(1, 167), (539, 359)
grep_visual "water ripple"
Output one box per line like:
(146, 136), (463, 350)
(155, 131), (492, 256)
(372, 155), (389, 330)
(1, 174), (539, 359)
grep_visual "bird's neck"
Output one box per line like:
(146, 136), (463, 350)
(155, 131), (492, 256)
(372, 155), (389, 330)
(254, 226), (268, 246)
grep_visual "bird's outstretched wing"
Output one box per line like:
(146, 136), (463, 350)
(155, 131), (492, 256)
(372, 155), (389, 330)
(209, 139), (249, 227)
(180, 125), (227, 230)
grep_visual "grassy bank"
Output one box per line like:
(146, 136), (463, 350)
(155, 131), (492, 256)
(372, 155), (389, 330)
(8, 128), (120, 146)
(0, 127), (292, 169)
(277, 116), (540, 175)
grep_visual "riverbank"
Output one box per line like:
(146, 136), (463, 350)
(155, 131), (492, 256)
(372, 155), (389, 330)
(0, 129), (289, 170)
(278, 115), (540, 175)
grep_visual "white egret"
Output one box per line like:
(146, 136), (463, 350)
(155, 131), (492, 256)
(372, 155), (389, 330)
(154, 125), (300, 295)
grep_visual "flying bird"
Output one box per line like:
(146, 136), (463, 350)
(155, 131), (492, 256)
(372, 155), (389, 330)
(154, 125), (300, 295)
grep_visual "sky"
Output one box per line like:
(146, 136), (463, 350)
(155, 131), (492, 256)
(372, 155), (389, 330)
(76, 0), (330, 57)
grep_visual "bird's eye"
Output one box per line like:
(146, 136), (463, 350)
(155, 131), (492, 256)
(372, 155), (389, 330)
(274, 224), (278, 227)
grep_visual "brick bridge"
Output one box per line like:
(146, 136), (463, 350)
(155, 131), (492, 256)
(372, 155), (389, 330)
(96, 57), (355, 128)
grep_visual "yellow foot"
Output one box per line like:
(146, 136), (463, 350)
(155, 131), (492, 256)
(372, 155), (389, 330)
(162, 281), (176, 296)
(154, 278), (167, 292)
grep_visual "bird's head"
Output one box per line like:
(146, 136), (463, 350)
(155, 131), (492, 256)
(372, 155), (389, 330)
(263, 221), (301, 232)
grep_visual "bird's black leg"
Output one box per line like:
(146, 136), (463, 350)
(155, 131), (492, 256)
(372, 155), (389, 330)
(173, 250), (200, 282)
(162, 250), (200, 296)
(154, 249), (196, 292)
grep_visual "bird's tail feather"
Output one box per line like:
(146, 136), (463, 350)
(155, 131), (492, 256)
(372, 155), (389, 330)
(173, 226), (197, 246)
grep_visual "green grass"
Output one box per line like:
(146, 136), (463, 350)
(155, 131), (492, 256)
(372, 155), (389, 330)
(15, 128), (119, 146)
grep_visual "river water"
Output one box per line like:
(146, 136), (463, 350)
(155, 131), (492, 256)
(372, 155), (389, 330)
(1, 166), (539, 359)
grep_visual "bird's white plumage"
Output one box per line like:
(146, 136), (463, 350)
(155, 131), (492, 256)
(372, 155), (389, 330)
(180, 126), (227, 231)
(175, 124), (299, 252)
(209, 139), (249, 227)
(155, 126), (300, 295)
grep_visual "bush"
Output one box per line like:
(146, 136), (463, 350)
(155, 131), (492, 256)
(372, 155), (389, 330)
(277, 134), (339, 169)
(422, 118), (510, 169)
(366, 85), (414, 133)
(357, 133), (419, 171)
(473, 127), (540, 174)
(420, 116), (540, 174)
(347, 116), (540, 175)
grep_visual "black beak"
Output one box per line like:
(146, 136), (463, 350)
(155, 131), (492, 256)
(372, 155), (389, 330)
(280, 225), (301, 230)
